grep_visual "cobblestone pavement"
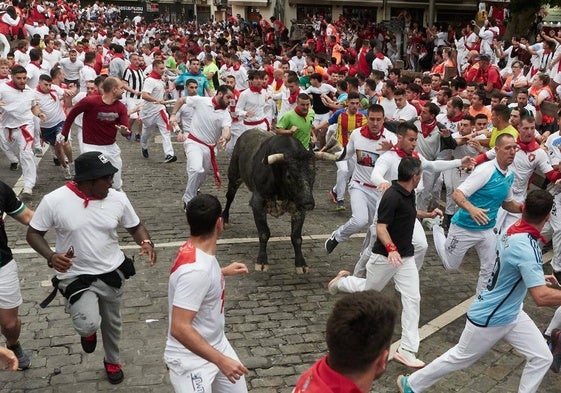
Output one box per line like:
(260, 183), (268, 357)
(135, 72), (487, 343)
(1, 134), (560, 392)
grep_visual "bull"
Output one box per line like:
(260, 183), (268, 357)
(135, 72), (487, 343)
(222, 128), (335, 274)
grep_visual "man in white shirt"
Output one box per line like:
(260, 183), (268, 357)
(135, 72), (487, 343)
(371, 46), (393, 78)
(390, 88), (417, 122)
(165, 194), (248, 393)
(59, 49), (84, 86)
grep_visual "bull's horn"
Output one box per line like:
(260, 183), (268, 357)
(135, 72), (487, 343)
(314, 152), (338, 161)
(266, 153), (285, 164)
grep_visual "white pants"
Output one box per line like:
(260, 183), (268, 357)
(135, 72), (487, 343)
(333, 182), (380, 243)
(417, 167), (440, 211)
(333, 159), (355, 202)
(495, 207), (522, 235)
(354, 219), (428, 276)
(141, 110), (174, 157)
(183, 138), (213, 204)
(436, 224), (497, 295)
(443, 168), (469, 215)
(336, 254), (421, 352)
(82, 142), (123, 191)
(543, 192), (561, 272)
(546, 307), (561, 336)
(0, 260), (22, 309)
(0, 125), (37, 189)
(408, 312), (552, 393)
(33, 116), (41, 150)
(167, 341), (247, 393)
(225, 121), (244, 159)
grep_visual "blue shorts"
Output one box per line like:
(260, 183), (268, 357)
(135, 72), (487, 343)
(41, 121), (65, 146)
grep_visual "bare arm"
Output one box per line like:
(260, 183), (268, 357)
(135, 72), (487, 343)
(11, 207), (33, 225)
(376, 222), (401, 267)
(452, 189), (489, 226)
(126, 223), (156, 266)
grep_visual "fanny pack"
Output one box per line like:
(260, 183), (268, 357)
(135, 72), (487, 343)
(39, 255), (136, 308)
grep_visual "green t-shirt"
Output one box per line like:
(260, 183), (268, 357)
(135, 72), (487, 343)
(276, 109), (315, 148)
(489, 124), (518, 148)
(165, 56), (177, 71)
(203, 62), (219, 91)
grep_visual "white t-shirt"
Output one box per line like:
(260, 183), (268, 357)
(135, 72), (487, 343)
(140, 76), (167, 118)
(393, 103), (417, 121)
(0, 83), (37, 127)
(35, 84), (66, 128)
(29, 186), (140, 280)
(59, 58), (84, 80)
(185, 96), (232, 144)
(164, 243), (228, 369)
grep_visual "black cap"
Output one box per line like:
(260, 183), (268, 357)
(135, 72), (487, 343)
(74, 151), (118, 182)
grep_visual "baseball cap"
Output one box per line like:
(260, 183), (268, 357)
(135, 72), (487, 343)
(74, 151), (118, 182)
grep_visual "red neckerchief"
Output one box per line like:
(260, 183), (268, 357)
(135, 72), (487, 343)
(249, 85), (262, 93)
(544, 48), (552, 55)
(232, 63), (241, 71)
(294, 106), (308, 118)
(148, 71), (162, 79)
(506, 218), (547, 244)
(420, 119), (437, 138)
(391, 146), (419, 158)
(448, 113), (464, 123)
(376, 53), (385, 60)
(360, 125), (384, 140)
(273, 78), (283, 90)
(0, 75), (10, 79)
(44, 47), (53, 54)
(7, 81), (23, 91)
(170, 240), (197, 274)
(212, 96), (226, 111)
(287, 89), (299, 104)
(30, 61), (41, 68)
(128, 64), (140, 71)
(113, 52), (124, 60)
(517, 137), (540, 152)
(65, 181), (103, 208)
(36, 85), (57, 101)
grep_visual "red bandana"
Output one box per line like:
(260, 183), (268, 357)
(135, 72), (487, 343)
(288, 89), (300, 104)
(449, 113), (464, 123)
(506, 218), (547, 244)
(249, 85), (262, 93)
(391, 146), (419, 158)
(128, 64), (140, 71)
(420, 120), (437, 138)
(37, 85), (57, 101)
(376, 53), (385, 60)
(517, 137), (540, 152)
(148, 71), (162, 79)
(360, 125), (384, 140)
(7, 81), (23, 91)
(232, 63), (241, 71)
(212, 97), (226, 110)
(294, 106), (308, 118)
(273, 79), (283, 90)
(65, 181), (103, 208)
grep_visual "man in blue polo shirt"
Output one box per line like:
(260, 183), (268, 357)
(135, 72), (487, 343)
(175, 58), (212, 97)
(433, 133), (523, 294)
(398, 189), (561, 393)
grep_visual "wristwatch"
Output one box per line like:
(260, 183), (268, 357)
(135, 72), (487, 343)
(140, 239), (154, 248)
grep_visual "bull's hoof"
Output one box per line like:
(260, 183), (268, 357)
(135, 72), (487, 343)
(255, 263), (269, 272)
(295, 266), (310, 274)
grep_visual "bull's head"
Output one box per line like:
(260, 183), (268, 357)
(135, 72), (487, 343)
(264, 150), (316, 211)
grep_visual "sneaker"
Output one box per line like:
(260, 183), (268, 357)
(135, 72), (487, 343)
(9, 162), (18, 171)
(335, 200), (346, 211)
(141, 148), (149, 158)
(432, 225), (452, 270)
(325, 233), (339, 254)
(62, 166), (72, 180)
(134, 134), (141, 142)
(164, 155), (177, 163)
(550, 329), (561, 373)
(329, 189), (338, 204)
(104, 360), (124, 384)
(7, 342), (30, 370)
(53, 157), (61, 166)
(21, 188), (32, 200)
(81, 333), (97, 353)
(327, 270), (350, 295)
(33, 147), (43, 157)
(397, 375), (414, 393)
(394, 347), (425, 368)
(68, 162), (76, 177)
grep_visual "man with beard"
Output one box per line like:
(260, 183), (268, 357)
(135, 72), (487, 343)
(169, 85), (233, 211)
(61, 77), (131, 191)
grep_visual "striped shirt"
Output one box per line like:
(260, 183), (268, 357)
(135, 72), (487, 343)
(122, 67), (145, 99)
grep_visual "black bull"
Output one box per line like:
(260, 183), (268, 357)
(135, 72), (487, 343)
(222, 129), (335, 274)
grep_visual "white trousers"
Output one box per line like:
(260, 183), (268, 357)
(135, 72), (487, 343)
(183, 139), (213, 204)
(0, 125), (37, 189)
(336, 254), (421, 352)
(417, 167), (440, 211)
(408, 312), (552, 393)
(167, 340), (248, 393)
(354, 219), (428, 276)
(333, 159), (355, 202)
(82, 142), (123, 191)
(333, 182), (380, 243)
(225, 121), (244, 159)
(543, 192), (561, 272)
(141, 110), (174, 157)
(437, 224), (497, 295)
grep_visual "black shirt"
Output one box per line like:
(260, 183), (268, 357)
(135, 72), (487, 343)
(0, 181), (24, 265)
(372, 180), (416, 258)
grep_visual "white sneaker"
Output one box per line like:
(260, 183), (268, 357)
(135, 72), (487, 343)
(62, 166), (72, 180)
(432, 225), (452, 270)
(327, 270), (350, 295)
(394, 346), (425, 368)
(68, 162), (75, 177)
(21, 187), (32, 199)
